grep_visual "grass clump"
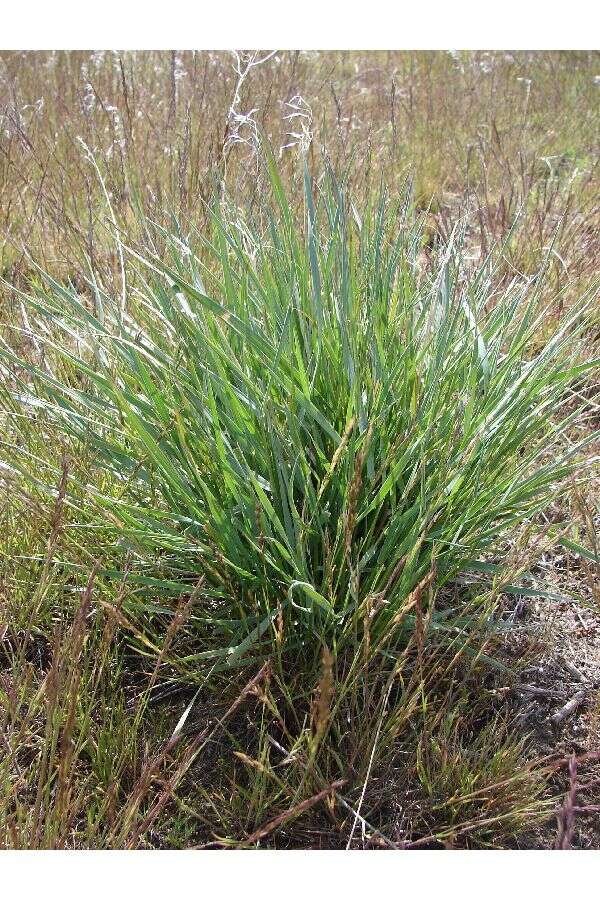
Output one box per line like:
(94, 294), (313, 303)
(0, 153), (597, 847)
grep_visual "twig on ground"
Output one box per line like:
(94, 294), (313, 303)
(551, 690), (587, 727)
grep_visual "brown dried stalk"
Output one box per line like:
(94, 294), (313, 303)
(121, 660), (271, 848)
(238, 778), (347, 847)
(555, 753), (578, 849)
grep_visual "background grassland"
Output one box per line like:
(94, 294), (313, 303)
(0, 51), (599, 849)
(1, 52), (599, 295)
